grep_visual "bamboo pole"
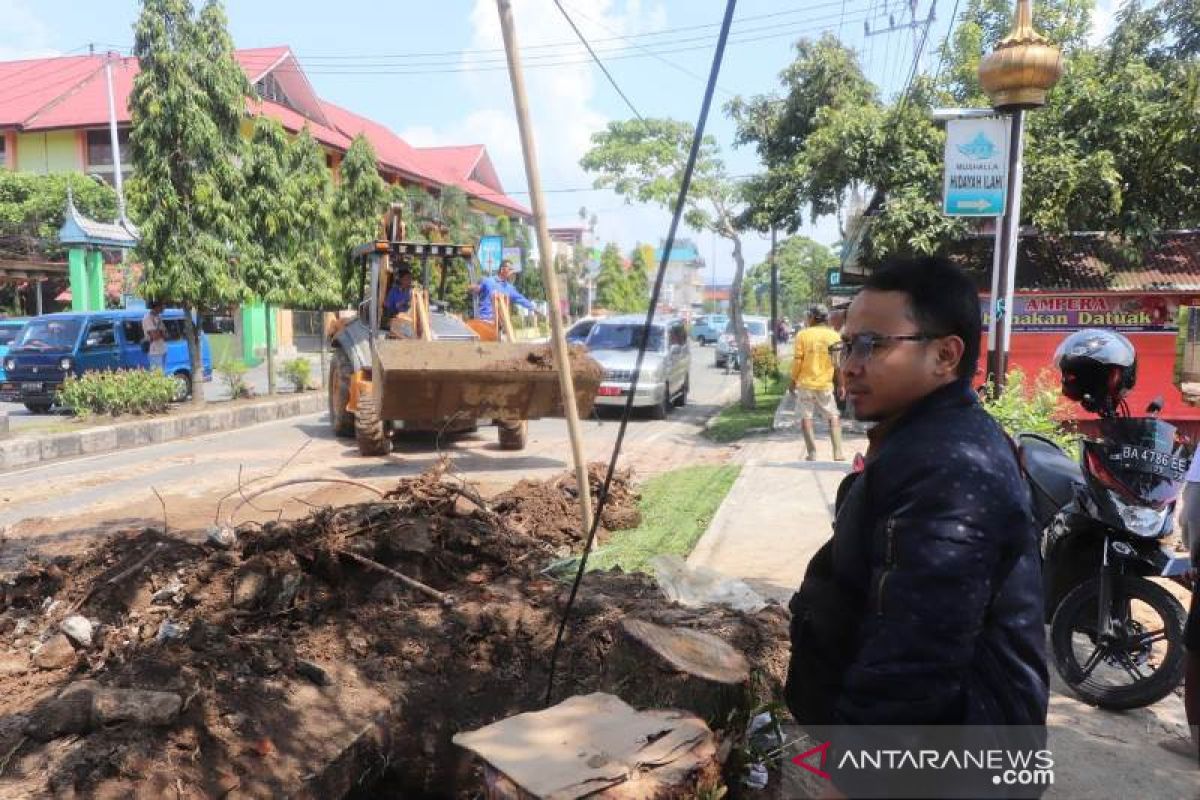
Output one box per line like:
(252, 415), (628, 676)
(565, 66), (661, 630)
(497, 0), (593, 536)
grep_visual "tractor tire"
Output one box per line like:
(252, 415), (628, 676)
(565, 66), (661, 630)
(328, 348), (354, 438)
(497, 420), (528, 451)
(355, 392), (393, 456)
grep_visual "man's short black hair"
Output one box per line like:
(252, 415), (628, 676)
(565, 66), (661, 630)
(863, 255), (981, 379)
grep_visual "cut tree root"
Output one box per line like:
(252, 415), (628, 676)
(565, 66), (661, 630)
(335, 549), (452, 606)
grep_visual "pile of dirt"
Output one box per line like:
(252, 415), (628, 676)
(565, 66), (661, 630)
(490, 462), (642, 548)
(0, 463), (787, 798)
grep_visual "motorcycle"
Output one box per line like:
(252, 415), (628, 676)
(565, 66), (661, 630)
(1021, 396), (1193, 710)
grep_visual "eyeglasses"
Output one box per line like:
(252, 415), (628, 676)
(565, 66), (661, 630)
(829, 333), (941, 365)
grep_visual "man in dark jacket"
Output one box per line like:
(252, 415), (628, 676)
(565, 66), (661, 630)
(786, 257), (1048, 793)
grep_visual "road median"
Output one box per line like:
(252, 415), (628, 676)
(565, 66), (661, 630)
(0, 392), (326, 472)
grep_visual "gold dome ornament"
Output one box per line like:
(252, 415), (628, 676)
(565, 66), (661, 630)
(978, 0), (1064, 110)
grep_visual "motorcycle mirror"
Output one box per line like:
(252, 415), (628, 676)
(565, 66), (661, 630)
(1146, 396), (1164, 415)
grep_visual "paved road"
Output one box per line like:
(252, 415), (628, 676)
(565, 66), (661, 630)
(0, 357), (737, 561)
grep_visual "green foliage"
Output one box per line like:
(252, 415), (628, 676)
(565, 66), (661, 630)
(286, 128), (339, 309)
(129, 0), (250, 307)
(58, 369), (176, 417)
(981, 368), (1077, 454)
(705, 370), (791, 442)
(594, 242), (644, 312)
(730, 0), (1200, 264)
(741, 236), (836, 318)
(217, 358), (253, 399)
(241, 116), (293, 306)
(0, 172), (117, 260)
(279, 357), (312, 392)
(750, 344), (780, 381)
(331, 135), (387, 304)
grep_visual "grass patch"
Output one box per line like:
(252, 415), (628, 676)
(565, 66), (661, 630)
(585, 464), (741, 575)
(704, 371), (790, 443)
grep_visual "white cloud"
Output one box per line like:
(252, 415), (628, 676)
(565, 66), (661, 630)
(0, 0), (60, 60)
(400, 0), (674, 256)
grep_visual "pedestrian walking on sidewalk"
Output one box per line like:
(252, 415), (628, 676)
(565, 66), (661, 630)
(789, 304), (844, 461)
(1160, 460), (1200, 766)
(784, 257), (1047, 795)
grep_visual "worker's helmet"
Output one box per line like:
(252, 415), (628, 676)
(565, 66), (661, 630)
(808, 304), (829, 323)
(1053, 328), (1137, 415)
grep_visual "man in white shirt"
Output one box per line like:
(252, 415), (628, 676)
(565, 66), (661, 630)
(142, 300), (168, 374)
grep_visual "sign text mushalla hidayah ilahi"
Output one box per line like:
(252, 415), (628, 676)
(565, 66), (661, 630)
(981, 295), (1185, 332)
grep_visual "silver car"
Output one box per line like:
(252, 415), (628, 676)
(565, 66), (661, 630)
(715, 315), (770, 368)
(586, 315), (691, 419)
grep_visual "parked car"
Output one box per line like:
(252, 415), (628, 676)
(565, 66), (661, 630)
(715, 315), (770, 369)
(691, 313), (728, 346)
(566, 316), (602, 346)
(585, 315), (690, 419)
(0, 309), (213, 413)
(0, 318), (28, 382)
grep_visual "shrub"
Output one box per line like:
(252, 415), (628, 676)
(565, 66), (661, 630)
(750, 344), (780, 381)
(218, 359), (253, 399)
(981, 368), (1077, 454)
(57, 369), (176, 417)
(279, 358), (312, 392)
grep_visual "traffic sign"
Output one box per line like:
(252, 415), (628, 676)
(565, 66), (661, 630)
(943, 116), (1009, 217)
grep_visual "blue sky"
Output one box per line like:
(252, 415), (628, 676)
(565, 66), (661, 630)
(1, 0), (1115, 281)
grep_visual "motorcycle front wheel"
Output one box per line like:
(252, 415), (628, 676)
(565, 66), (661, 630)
(1050, 574), (1187, 710)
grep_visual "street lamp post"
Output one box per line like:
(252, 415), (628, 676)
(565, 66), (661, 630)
(978, 0), (1062, 394)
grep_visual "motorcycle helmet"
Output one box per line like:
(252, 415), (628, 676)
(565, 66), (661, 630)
(1053, 328), (1137, 415)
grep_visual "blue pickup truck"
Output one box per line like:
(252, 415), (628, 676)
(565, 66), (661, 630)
(0, 310), (212, 413)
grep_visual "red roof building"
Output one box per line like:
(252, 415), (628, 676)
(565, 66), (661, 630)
(0, 47), (530, 221)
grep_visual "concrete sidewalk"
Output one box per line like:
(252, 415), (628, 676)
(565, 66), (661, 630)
(687, 411), (1197, 798)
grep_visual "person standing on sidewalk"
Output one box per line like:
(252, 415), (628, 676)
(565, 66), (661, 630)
(1161, 459), (1200, 765)
(784, 257), (1047, 794)
(142, 300), (168, 374)
(789, 304), (844, 461)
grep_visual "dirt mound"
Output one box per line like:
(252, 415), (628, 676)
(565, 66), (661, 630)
(490, 462), (642, 548)
(0, 464), (786, 798)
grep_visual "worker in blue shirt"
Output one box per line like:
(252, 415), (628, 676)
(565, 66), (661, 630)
(471, 260), (537, 322)
(385, 270), (413, 315)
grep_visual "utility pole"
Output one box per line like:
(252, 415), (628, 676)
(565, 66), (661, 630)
(977, 0), (1061, 394)
(103, 52), (126, 221)
(769, 228), (779, 356)
(497, 0), (593, 536)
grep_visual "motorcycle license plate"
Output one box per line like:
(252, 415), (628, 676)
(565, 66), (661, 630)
(1110, 445), (1188, 480)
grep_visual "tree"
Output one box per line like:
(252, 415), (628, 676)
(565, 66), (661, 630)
(582, 118), (756, 408)
(741, 236), (836, 320)
(129, 0), (250, 405)
(594, 242), (631, 312)
(241, 116), (293, 394)
(0, 172), (116, 260)
(627, 245), (651, 308)
(730, 0), (1200, 268)
(331, 135), (387, 305)
(285, 128), (339, 312)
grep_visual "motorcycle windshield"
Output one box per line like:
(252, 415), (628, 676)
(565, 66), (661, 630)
(1087, 417), (1190, 506)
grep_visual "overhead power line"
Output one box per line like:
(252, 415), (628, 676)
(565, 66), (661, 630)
(552, 0), (645, 122)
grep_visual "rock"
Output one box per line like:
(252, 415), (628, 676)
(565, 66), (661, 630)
(32, 634), (76, 670)
(151, 580), (184, 604)
(0, 652), (30, 677)
(233, 569), (268, 610)
(295, 659), (330, 686)
(13, 618), (31, 636)
(348, 635), (369, 657)
(452, 495), (478, 518)
(156, 620), (185, 643)
(60, 614), (94, 648)
(206, 525), (237, 550)
(25, 680), (182, 741)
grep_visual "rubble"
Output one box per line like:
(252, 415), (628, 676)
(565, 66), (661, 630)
(59, 614), (94, 648)
(0, 462), (788, 797)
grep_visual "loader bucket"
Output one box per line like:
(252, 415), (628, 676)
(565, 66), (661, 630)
(371, 340), (602, 423)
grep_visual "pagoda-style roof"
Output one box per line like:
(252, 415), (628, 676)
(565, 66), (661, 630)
(58, 191), (138, 250)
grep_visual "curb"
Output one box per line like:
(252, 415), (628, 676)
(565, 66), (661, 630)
(0, 392), (326, 472)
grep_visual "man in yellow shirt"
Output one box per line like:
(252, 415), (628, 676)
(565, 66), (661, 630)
(790, 304), (844, 461)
